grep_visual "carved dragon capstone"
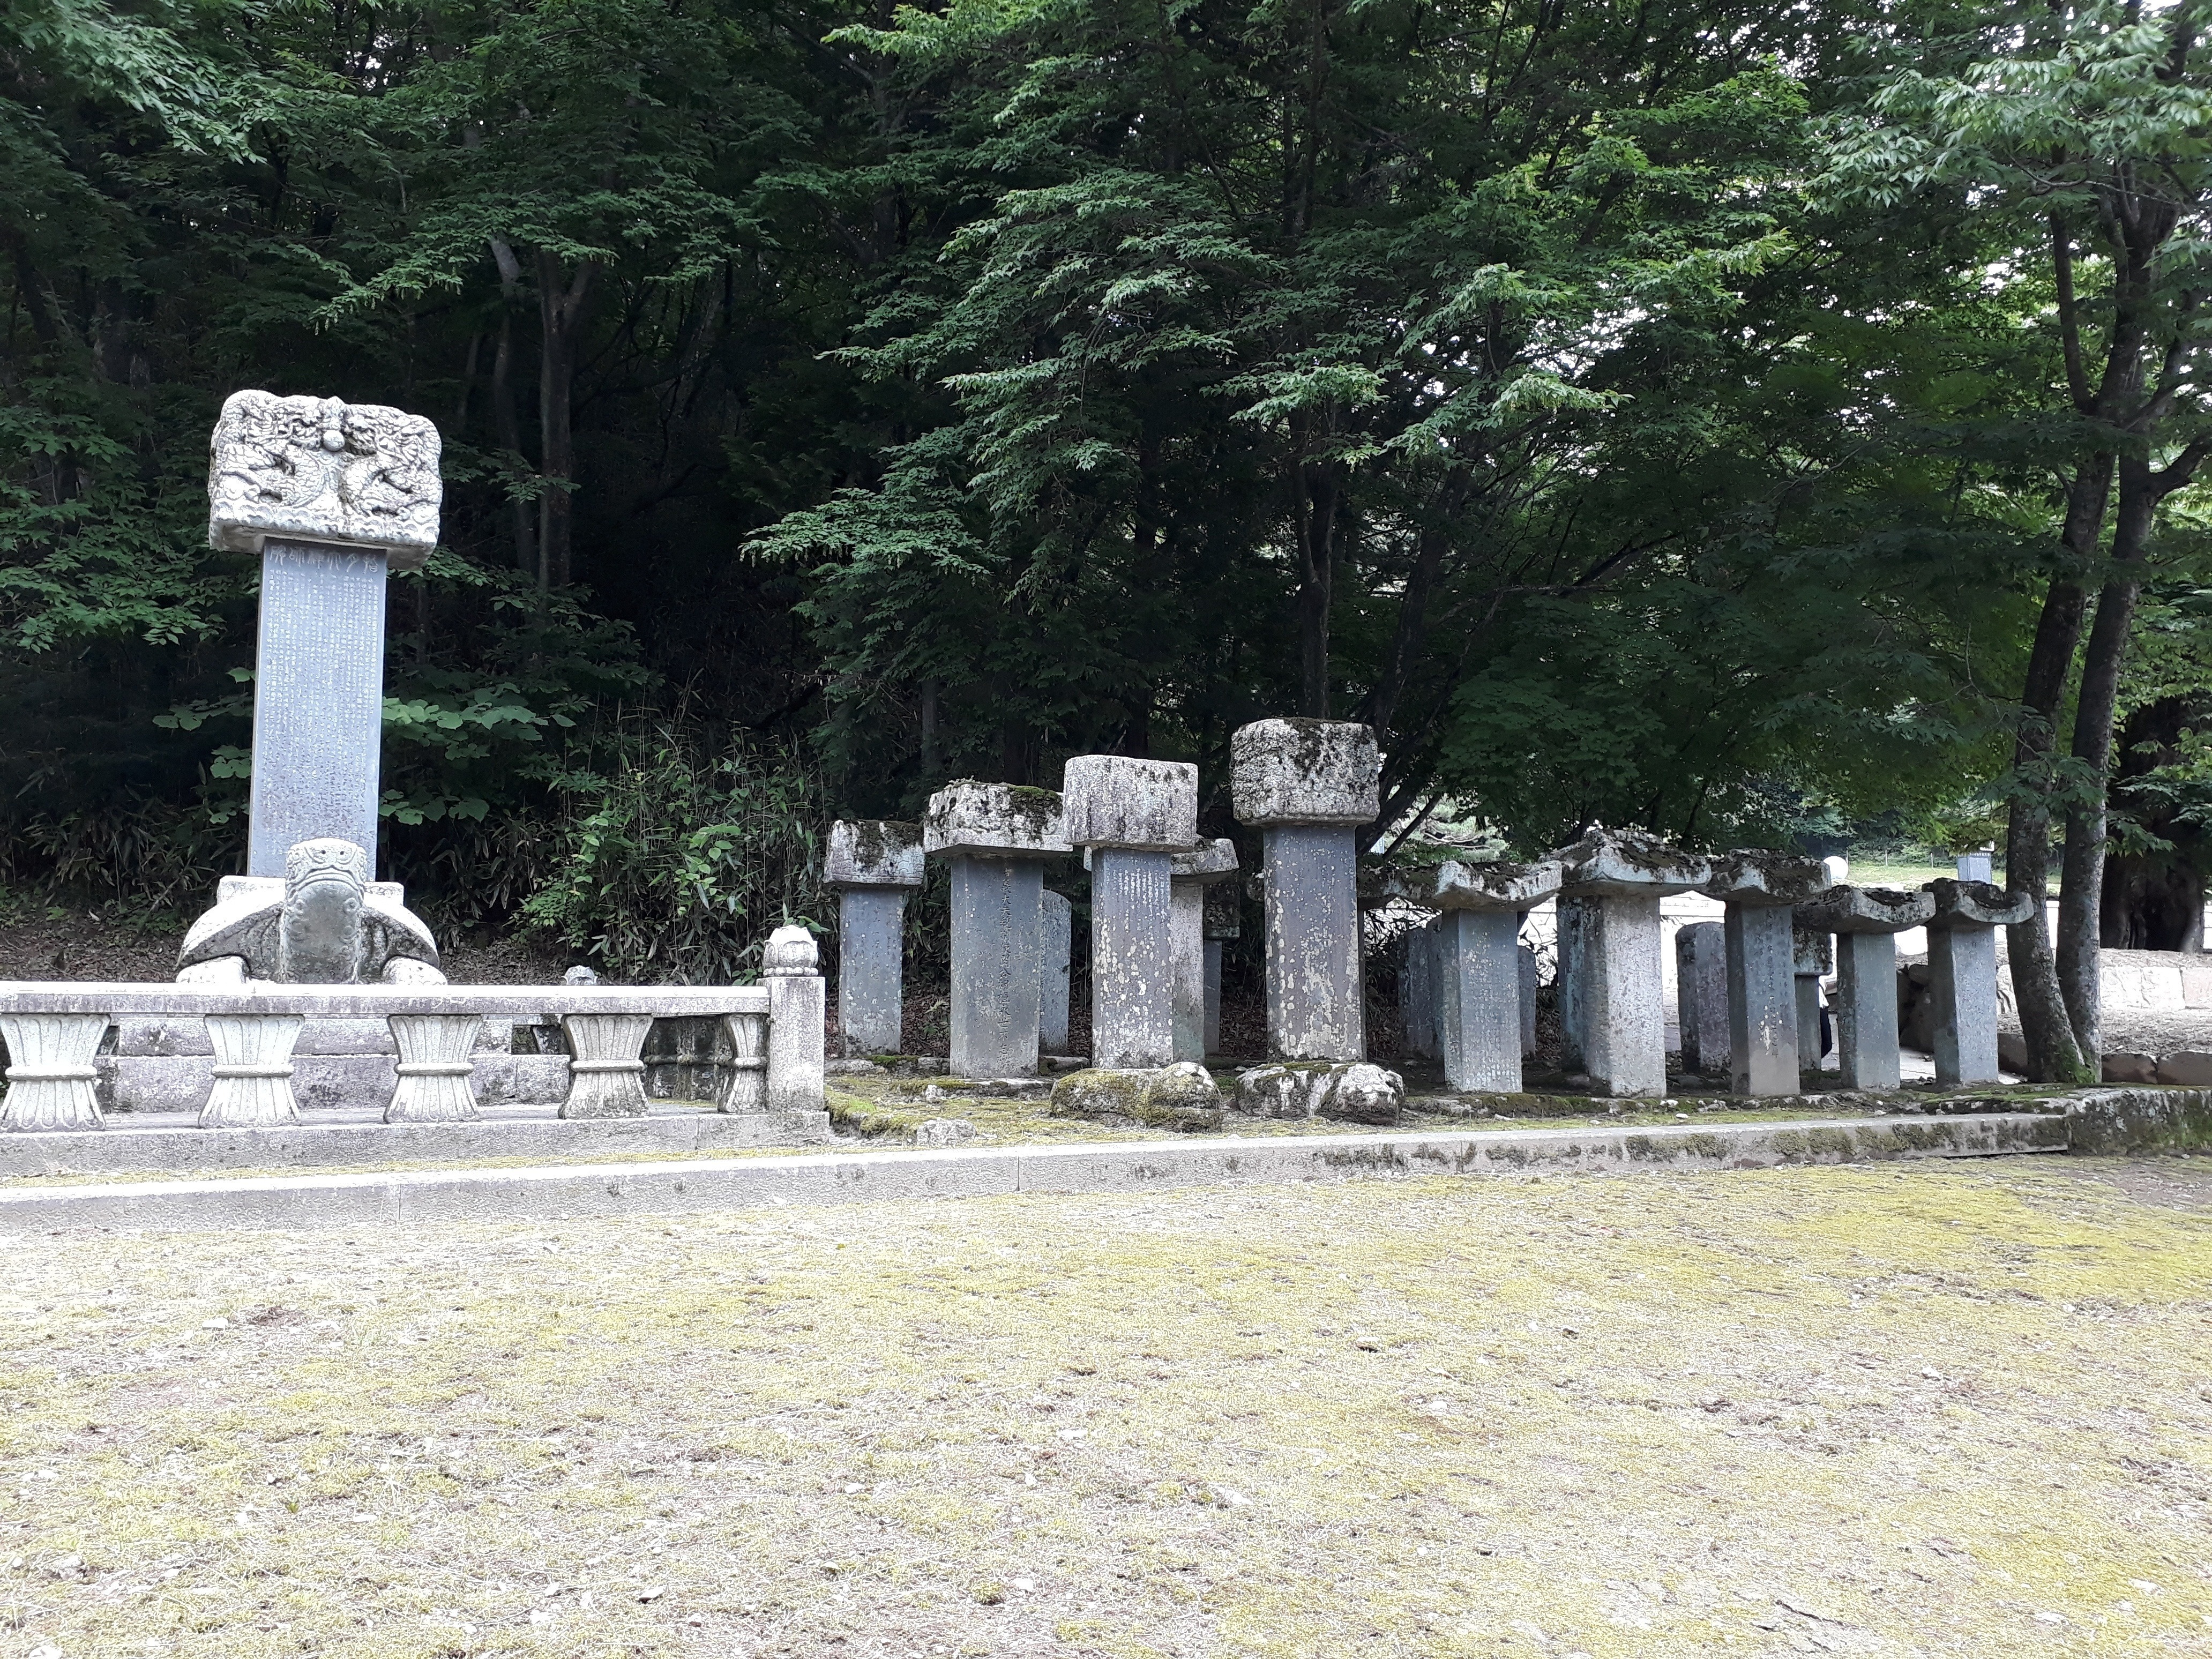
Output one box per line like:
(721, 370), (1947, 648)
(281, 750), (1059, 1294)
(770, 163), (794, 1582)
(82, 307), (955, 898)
(177, 839), (445, 985)
(207, 391), (442, 567)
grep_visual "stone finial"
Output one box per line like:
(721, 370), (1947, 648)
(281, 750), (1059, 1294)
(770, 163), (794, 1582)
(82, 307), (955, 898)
(1391, 857), (1564, 912)
(1924, 878), (2036, 931)
(1699, 850), (1829, 907)
(1229, 719), (1380, 827)
(1170, 838), (1239, 881)
(1062, 757), (1200, 851)
(922, 781), (1072, 859)
(764, 923), (820, 975)
(1556, 826), (1711, 898)
(563, 964), (601, 985)
(208, 391), (442, 568)
(1793, 885), (1934, 935)
(825, 820), (925, 888)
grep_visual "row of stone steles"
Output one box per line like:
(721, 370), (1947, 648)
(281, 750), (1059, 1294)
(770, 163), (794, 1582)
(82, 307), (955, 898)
(821, 719), (1384, 1080)
(1396, 839), (2034, 1097)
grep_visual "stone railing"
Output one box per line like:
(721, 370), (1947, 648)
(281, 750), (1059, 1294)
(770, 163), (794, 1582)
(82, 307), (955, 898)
(0, 968), (824, 1133)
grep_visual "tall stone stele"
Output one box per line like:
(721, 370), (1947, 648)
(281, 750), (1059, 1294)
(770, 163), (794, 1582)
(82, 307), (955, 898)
(1923, 879), (2035, 1086)
(1231, 719), (1381, 1062)
(923, 781), (1071, 1078)
(184, 391), (446, 989)
(1391, 859), (1563, 1093)
(824, 820), (924, 1057)
(1169, 839), (1239, 1063)
(1062, 757), (1201, 1070)
(1699, 852), (1828, 1097)
(1556, 827), (1711, 1097)
(1201, 879), (1241, 1056)
(1793, 885), (1934, 1090)
(1673, 920), (1727, 1077)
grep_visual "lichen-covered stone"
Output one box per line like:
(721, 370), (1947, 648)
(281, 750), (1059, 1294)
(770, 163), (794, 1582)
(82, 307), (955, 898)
(1925, 878), (2035, 931)
(1170, 838), (1239, 881)
(1700, 850), (1829, 908)
(208, 391), (442, 567)
(1556, 826), (1710, 898)
(923, 781), (1073, 859)
(1060, 756), (1200, 851)
(1234, 1059), (1403, 1124)
(1229, 719), (1380, 826)
(1049, 1063), (1223, 1131)
(826, 820), (925, 888)
(914, 1117), (978, 1147)
(1793, 884), (1934, 935)
(1388, 857), (1563, 912)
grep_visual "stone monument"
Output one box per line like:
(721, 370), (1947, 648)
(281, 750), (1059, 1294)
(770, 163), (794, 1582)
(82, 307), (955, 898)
(1674, 920), (1727, 1077)
(177, 838), (443, 985)
(1062, 756), (1200, 1070)
(1924, 879), (2034, 1086)
(1700, 851), (1827, 1096)
(1169, 839), (1238, 1063)
(1202, 879), (1240, 1056)
(923, 781), (1070, 1077)
(1395, 859), (1563, 1093)
(1039, 890), (1073, 1055)
(1555, 827), (1710, 1097)
(1231, 719), (1380, 1061)
(824, 820), (924, 1056)
(1795, 885), (1933, 1090)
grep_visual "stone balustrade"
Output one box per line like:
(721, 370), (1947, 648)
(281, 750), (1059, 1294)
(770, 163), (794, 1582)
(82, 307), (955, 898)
(0, 976), (823, 1132)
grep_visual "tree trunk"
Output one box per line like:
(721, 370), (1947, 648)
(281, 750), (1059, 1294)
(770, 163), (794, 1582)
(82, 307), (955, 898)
(535, 251), (595, 591)
(2003, 457), (2108, 1083)
(489, 309), (537, 577)
(2056, 454), (2159, 1062)
(1295, 462), (1337, 717)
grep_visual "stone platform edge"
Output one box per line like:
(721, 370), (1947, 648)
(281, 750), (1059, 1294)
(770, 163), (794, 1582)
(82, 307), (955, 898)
(0, 1112), (2067, 1234)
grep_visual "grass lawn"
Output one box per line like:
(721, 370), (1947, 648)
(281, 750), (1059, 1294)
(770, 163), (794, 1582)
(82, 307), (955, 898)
(0, 1156), (2205, 1657)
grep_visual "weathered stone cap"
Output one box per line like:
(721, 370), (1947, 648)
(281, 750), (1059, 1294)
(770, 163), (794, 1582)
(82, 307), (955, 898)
(1171, 838), (1239, 881)
(1385, 857), (1563, 911)
(825, 820), (924, 889)
(1924, 878), (2035, 931)
(1230, 719), (1380, 826)
(1555, 826), (1711, 898)
(1700, 850), (1829, 907)
(1062, 756), (1200, 850)
(1793, 884), (1934, 935)
(208, 391), (442, 567)
(923, 781), (1072, 859)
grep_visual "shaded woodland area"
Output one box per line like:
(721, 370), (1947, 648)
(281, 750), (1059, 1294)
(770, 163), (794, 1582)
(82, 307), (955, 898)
(3, 0), (2210, 1078)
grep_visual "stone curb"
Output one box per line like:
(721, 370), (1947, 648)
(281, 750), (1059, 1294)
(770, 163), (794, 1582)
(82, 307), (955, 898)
(0, 1113), (2066, 1234)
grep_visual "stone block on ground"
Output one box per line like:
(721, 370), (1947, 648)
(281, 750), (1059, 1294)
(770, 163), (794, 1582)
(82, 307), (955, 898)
(1233, 1060), (1404, 1124)
(2101, 1052), (2159, 1085)
(1048, 1063), (1224, 1131)
(1229, 719), (1381, 825)
(914, 1117), (978, 1147)
(2157, 1050), (2212, 1087)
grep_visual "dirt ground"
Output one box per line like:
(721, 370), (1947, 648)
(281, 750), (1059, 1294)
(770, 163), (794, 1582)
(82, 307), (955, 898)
(0, 1156), (2203, 1657)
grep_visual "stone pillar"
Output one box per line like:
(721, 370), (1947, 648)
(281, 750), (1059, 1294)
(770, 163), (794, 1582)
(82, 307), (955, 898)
(1701, 854), (1827, 1097)
(1203, 880), (1239, 1056)
(1063, 756), (1200, 1070)
(1557, 829), (1712, 1097)
(200, 1012), (305, 1127)
(765, 924), (827, 1110)
(1169, 840), (1238, 1063)
(1407, 860), (1563, 1093)
(206, 391), (441, 878)
(1038, 891), (1072, 1055)
(825, 820), (923, 1057)
(1673, 920), (1727, 1077)
(923, 781), (1071, 1077)
(1519, 944), (1538, 1059)
(720, 1009), (768, 1112)
(560, 1013), (654, 1118)
(1797, 886), (1934, 1091)
(0, 1012), (110, 1132)
(1925, 879), (2035, 1086)
(1793, 924), (1833, 1071)
(384, 1013), (482, 1123)
(1231, 720), (1380, 1062)
(1400, 920), (1439, 1060)
(1556, 896), (1596, 1068)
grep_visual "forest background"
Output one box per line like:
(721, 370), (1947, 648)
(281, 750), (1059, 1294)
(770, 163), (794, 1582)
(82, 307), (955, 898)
(4, 0), (2210, 1079)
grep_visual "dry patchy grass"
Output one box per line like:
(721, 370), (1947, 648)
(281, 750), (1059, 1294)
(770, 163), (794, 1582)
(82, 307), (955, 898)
(0, 1158), (2204, 1657)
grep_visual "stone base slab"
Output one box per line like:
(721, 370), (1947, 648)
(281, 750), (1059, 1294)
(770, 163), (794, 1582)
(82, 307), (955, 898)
(0, 1103), (832, 1179)
(0, 1112), (2064, 1233)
